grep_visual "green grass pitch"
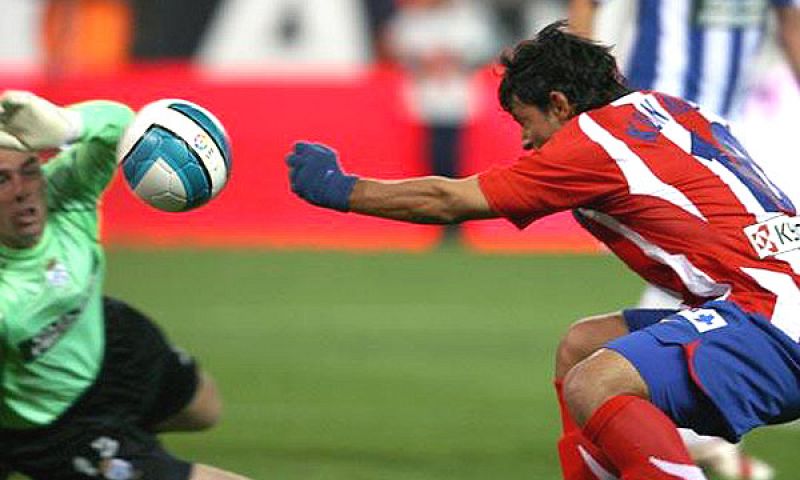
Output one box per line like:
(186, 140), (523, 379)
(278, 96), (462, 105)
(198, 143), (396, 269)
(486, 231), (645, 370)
(67, 249), (800, 478)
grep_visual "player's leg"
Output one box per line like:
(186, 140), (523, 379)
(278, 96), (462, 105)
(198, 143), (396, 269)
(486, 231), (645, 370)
(191, 464), (252, 480)
(561, 300), (800, 480)
(101, 297), (250, 478)
(152, 369), (223, 432)
(99, 296), (220, 434)
(636, 286), (775, 480)
(555, 312), (629, 379)
(563, 348), (705, 479)
(554, 309), (678, 479)
(2, 415), (207, 480)
(682, 431), (774, 480)
(554, 312), (628, 479)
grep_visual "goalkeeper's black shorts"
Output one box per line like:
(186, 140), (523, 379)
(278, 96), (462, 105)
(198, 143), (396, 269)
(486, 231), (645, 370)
(0, 296), (199, 480)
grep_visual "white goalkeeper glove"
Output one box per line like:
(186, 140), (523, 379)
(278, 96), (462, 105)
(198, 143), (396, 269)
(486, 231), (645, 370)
(0, 90), (83, 152)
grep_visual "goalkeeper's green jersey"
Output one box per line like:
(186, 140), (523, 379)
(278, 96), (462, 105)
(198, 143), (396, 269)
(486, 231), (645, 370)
(0, 101), (133, 428)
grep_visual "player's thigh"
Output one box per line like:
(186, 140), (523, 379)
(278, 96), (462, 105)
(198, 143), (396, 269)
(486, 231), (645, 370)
(7, 420), (192, 480)
(556, 311), (626, 378)
(102, 297), (206, 430)
(190, 464), (251, 480)
(562, 347), (650, 425)
(153, 370), (222, 433)
(555, 308), (676, 378)
(603, 325), (730, 438)
(602, 302), (800, 442)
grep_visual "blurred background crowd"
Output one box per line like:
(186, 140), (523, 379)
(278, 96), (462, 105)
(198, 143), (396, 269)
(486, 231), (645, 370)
(0, 0), (571, 74)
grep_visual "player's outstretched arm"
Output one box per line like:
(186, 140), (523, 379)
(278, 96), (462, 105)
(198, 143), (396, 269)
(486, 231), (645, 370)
(349, 176), (496, 224)
(286, 141), (499, 224)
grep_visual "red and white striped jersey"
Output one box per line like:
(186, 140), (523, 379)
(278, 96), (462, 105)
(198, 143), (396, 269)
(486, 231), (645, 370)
(479, 91), (800, 341)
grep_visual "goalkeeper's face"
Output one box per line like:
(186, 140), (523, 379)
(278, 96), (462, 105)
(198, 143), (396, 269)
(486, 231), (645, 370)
(0, 149), (46, 249)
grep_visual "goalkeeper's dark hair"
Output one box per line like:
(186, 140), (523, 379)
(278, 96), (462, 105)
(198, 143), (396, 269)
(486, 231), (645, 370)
(499, 20), (631, 115)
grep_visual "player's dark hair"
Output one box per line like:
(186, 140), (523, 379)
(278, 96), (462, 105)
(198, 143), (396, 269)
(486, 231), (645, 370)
(499, 20), (631, 115)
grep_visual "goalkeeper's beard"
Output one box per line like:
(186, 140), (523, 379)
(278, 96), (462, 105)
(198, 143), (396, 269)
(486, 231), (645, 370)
(1, 187), (47, 249)
(11, 203), (45, 248)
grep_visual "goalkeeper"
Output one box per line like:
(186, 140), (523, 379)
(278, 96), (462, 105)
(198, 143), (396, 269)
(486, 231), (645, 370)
(0, 91), (249, 480)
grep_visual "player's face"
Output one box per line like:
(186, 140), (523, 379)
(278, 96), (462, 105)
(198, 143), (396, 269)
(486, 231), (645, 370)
(510, 94), (572, 150)
(0, 149), (47, 249)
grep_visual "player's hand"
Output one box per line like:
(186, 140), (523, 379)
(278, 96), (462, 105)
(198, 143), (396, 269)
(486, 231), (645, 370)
(286, 141), (358, 212)
(0, 90), (82, 151)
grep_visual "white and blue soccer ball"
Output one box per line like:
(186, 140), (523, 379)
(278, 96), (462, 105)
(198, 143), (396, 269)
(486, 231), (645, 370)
(117, 99), (231, 212)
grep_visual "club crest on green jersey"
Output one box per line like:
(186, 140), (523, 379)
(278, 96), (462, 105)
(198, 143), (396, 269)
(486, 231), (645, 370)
(45, 258), (69, 288)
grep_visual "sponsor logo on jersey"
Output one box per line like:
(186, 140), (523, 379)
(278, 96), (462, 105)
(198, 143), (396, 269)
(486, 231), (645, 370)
(19, 253), (99, 362)
(680, 308), (728, 333)
(744, 215), (800, 259)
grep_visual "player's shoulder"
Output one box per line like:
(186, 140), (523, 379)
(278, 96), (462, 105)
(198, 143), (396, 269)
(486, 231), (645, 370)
(542, 105), (621, 158)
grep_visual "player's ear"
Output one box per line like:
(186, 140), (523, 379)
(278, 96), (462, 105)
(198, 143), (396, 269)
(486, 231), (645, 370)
(548, 91), (575, 121)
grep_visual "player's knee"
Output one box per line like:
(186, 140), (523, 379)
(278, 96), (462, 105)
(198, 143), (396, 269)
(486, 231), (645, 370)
(190, 402), (222, 431)
(562, 349), (648, 426)
(556, 317), (605, 379)
(561, 357), (596, 425)
(189, 374), (223, 430)
(162, 372), (223, 432)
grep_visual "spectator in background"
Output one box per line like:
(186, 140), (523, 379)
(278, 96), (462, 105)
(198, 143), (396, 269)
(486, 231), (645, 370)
(42, 0), (131, 75)
(485, 0), (571, 44)
(198, 0), (371, 73)
(362, 0), (398, 62)
(487, 0), (532, 44)
(385, 0), (500, 244)
(0, 0), (44, 72)
(568, 1), (800, 479)
(131, 0), (221, 60)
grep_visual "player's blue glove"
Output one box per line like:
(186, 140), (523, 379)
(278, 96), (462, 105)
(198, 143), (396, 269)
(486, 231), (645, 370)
(286, 142), (358, 212)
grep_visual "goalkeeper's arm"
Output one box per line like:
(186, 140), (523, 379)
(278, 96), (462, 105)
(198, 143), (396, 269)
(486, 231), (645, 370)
(0, 90), (134, 202)
(53, 100), (135, 198)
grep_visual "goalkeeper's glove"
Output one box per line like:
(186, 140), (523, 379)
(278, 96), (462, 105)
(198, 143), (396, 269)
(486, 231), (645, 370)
(0, 90), (82, 152)
(286, 142), (358, 212)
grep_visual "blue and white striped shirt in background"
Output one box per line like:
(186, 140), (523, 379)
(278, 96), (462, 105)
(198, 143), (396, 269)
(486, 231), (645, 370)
(600, 0), (800, 118)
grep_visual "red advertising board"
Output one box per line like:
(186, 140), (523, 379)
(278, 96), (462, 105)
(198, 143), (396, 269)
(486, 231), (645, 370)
(0, 65), (599, 252)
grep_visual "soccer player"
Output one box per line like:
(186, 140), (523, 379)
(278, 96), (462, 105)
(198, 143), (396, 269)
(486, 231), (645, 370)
(0, 91), (250, 480)
(568, 2), (800, 477)
(287, 21), (800, 480)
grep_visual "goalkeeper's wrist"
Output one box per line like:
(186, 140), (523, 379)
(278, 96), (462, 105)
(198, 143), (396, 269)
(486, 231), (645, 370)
(327, 174), (359, 212)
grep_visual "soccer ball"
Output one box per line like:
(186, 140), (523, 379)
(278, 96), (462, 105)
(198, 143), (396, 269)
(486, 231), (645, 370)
(117, 99), (231, 212)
